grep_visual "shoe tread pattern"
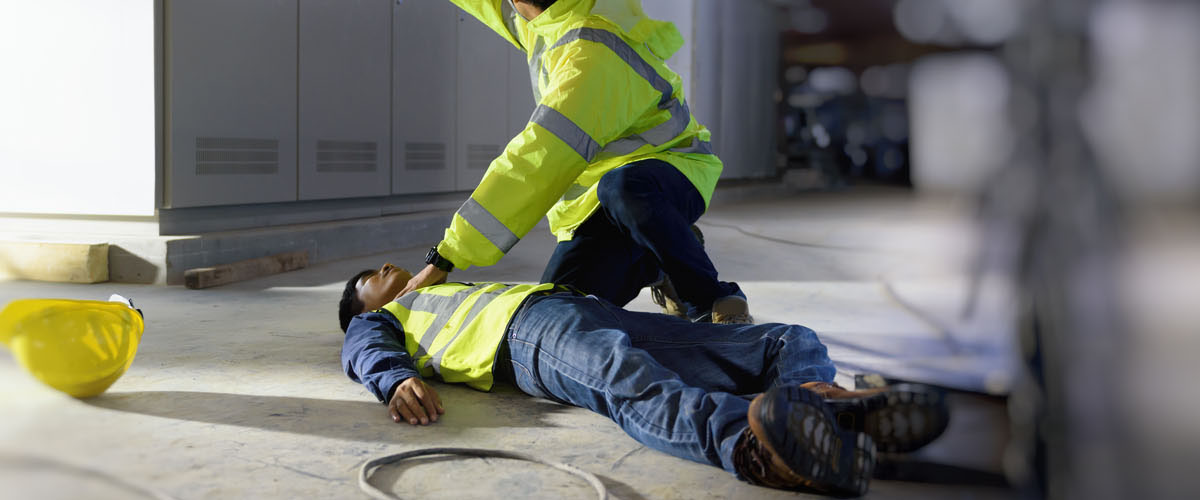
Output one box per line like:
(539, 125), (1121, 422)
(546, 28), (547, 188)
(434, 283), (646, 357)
(753, 386), (875, 496)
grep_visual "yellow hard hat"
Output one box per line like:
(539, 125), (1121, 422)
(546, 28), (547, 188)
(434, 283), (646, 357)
(0, 295), (144, 398)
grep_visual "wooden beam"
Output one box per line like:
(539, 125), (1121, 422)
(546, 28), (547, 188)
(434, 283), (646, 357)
(184, 250), (308, 289)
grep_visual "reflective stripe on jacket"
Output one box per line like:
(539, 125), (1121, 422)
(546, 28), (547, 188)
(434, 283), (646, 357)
(377, 282), (558, 391)
(438, 0), (723, 270)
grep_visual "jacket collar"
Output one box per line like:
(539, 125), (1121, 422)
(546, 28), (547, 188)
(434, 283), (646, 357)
(525, 0), (683, 60)
(526, 0), (591, 37)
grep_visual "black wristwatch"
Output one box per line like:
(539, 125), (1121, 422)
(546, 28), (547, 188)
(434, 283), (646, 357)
(424, 247), (455, 273)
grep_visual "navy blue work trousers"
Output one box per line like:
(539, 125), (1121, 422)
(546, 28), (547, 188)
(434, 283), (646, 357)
(540, 160), (742, 319)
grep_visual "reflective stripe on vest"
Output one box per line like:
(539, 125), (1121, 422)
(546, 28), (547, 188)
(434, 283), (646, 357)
(502, 0), (523, 50)
(427, 286), (509, 375)
(529, 37), (548, 103)
(531, 104), (601, 162)
(557, 137), (713, 203)
(383, 283), (560, 383)
(456, 198), (521, 254)
(394, 283), (490, 361)
(529, 27), (710, 160)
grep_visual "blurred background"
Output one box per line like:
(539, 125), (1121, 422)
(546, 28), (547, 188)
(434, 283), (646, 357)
(773, 1), (1199, 499)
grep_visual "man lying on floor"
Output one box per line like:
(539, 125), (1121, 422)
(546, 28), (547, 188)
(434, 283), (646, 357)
(337, 263), (950, 496)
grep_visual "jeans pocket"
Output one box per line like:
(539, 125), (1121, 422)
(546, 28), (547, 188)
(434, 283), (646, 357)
(591, 295), (630, 328)
(509, 356), (550, 400)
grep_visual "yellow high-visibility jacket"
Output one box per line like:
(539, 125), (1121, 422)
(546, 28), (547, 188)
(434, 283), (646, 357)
(373, 282), (559, 391)
(437, 0), (723, 270)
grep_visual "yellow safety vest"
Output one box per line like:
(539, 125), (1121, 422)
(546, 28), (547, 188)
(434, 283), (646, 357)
(379, 282), (559, 391)
(438, 0), (723, 270)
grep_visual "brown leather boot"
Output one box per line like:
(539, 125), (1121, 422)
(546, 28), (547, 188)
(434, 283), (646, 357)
(711, 296), (754, 324)
(800, 381), (950, 453)
(649, 274), (689, 319)
(733, 386), (875, 496)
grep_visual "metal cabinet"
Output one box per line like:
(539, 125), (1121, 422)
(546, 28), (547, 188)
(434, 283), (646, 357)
(392, 0), (458, 195)
(454, 12), (511, 191)
(165, 0), (298, 208)
(298, 0), (392, 201)
(165, 0), (519, 206)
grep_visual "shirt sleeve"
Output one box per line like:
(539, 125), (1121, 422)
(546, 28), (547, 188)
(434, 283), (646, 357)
(341, 310), (421, 403)
(437, 40), (653, 269)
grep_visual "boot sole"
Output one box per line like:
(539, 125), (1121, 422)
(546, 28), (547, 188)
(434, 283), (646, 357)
(748, 386), (875, 496)
(824, 384), (950, 453)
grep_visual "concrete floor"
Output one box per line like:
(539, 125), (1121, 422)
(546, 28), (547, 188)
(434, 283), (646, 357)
(0, 188), (1019, 499)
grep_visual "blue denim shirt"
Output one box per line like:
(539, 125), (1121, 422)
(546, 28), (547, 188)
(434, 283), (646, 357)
(341, 309), (419, 403)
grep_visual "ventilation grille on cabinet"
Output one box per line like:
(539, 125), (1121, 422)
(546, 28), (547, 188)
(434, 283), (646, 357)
(405, 142), (447, 170)
(467, 144), (501, 170)
(195, 137), (279, 175)
(316, 140), (378, 172)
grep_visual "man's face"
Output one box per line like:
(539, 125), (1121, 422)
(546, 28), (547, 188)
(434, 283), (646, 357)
(355, 263), (414, 313)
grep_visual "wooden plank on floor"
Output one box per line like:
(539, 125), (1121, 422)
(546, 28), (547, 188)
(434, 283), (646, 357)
(184, 250), (308, 289)
(0, 241), (109, 283)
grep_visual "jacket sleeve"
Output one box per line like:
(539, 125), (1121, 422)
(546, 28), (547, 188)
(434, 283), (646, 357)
(341, 310), (421, 403)
(447, 0), (525, 50)
(437, 39), (657, 269)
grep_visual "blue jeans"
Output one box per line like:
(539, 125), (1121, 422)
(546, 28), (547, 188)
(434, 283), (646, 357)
(503, 293), (835, 474)
(541, 160), (743, 320)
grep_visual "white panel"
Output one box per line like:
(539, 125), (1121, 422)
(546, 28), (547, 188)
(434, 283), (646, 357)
(909, 54), (1011, 193)
(298, 0), (392, 201)
(0, 1), (156, 216)
(393, 0), (457, 195)
(166, 0), (298, 208)
(1086, 2), (1200, 203)
(508, 47), (536, 137)
(455, 13), (510, 191)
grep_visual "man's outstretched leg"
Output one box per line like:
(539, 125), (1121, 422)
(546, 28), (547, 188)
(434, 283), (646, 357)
(588, 302), (950, 455)
(503, 293), (872, 495)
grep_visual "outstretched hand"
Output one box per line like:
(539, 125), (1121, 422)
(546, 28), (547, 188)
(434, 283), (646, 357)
(389, 377), (445, 425)
(394, 264), (448, 300)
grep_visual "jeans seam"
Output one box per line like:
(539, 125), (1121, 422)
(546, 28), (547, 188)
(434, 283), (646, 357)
(507, 337), (549, 396)
(527, 335), (699, 439)
(509, 359), (542, 396)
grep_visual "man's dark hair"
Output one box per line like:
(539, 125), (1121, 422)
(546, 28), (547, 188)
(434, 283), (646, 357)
(338, 269), (374, 333)
(525, 0), (557, 10)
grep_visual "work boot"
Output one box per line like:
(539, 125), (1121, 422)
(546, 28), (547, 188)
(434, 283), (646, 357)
(800, 381), (950, 453)
(648, 225), (707, 319)
(712, 296), (754, 324)
(735, 385), (875, 496)
(649, 275), (689, 319)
